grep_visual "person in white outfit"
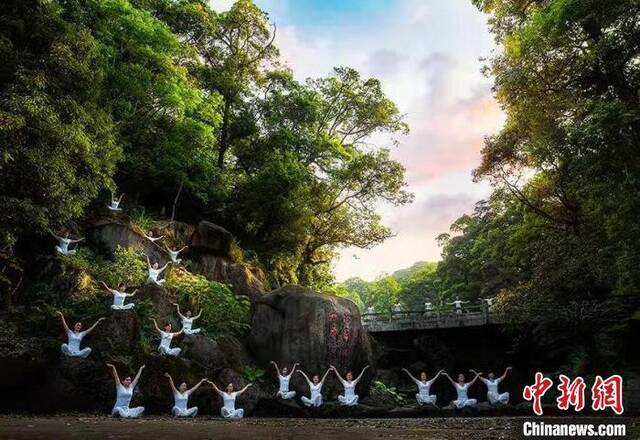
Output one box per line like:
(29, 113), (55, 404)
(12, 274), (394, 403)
(447, 297), (469, 315)
(107, 363), (145, 418)
(164, 372), (207, 417)
(166, 245), (188, 264)
(152, 319), (183, 356)
(208, 381), (252, 419)
(52, 232), (84, 256)
(100, 281), (136, 310)
(108, 193), (124, 212)
(402, 368), (444, 406)
(479, 297), (496, 312)
(297, 368), (331, 407)
(144, 231), (164, 242)
(331, 364), (370, 406)
(146, 256), (169, 285)
(57, 311), (104, 358)
(270, 361), (298, 400)
(173, 303), (202, 335)
(471, 367), (512, 405)
(444, 370), (481, 409)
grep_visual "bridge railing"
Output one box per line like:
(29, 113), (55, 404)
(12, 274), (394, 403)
(362, 304), (505, 331)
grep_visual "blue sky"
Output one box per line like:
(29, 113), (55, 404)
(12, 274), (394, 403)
(213, 1), (504, 281)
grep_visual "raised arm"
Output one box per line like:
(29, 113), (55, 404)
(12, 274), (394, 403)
(188, 378), (208, 394)
(99, 281), (112, 293)
(51, 232), (63, 241)
(290, 362), (300, 376)
(470, 368), (487, 384)
(207, 380), (223, 396)
(468, 370), (482, 386)
(401, 368), (419, 384)
(320, 368), (332, 385)
(178, 246), (188, 253)
(429, 369), (445, 384)
(128, 289), (138, 297)
(173, 328), (184, 337)
(354, 365), (370, 384)
(237, 383), (253, 395)
(164, 372), (177, 394)
(330, 366), (346, 384)
(297, 370), (312, 386)
(146, 256), (151, 269)
(269, 360), (281, 375)
(159, 262), (170, 273)
(84, 317), (106, 335)
(117, 193), (125, 203)
(106, 363), (120, 386)
(173, 303), (186, 320)
(443, 372), (457, 386)
(71, 237), (85, 243)
(56, 311), (70, 333)
(194, 309), (203, 319)
(152, 318), (161, 333)
(131, 364), (145, 388)
(499, 366), (512, 382)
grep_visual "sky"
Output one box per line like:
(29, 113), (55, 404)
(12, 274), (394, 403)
(212, 0), (505, 281)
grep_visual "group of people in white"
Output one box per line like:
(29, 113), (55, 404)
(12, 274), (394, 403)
(365, 296), (497, 320)
(271, 361), (512, 409)
(53, 194), (512, 419)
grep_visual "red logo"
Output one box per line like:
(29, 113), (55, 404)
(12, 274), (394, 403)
(557, 375), (586, 411)
(523, 372), (553, 416)
(591, 375), (624, 415)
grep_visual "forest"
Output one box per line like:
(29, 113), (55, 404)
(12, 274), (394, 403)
(1, 0), (639, 402)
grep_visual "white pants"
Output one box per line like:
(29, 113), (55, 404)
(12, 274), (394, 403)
(147, 278), (165, 285)
(112, 406), (145, 418)
(453, 398), (477, 408)
(108, 207), (122, 212)
(173, 406), (198, 417)
(61, 344), (91, 358)
(338, 395), (359, 406)
(184, 328), (201, 335)
(159, 346), (181, 356)
(488, 391), (509, 405)
(56, 247), (76, 256)
(111, 303), (135, 310)
(416, 393), (437, 405)
(277, 390), (296, 400)
(301, 395), (322, 407)
(221, 408), (244, 419)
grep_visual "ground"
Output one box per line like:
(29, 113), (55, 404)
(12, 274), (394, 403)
(0, 416), (637, 440)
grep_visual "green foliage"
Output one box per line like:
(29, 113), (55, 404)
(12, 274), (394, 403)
(369, 380), (405, 406)
(167, 270), (250, 337)
(129, 209), (156, 235)
(242, 365), (266, 384)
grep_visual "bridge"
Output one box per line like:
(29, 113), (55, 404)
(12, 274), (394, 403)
(362, 304), (505, 333)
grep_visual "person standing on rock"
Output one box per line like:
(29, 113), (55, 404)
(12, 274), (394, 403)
(208, 380), (252, 419)
(402, 368), (444, 406)
(152, 319), (183, 356)
(443, 370), (481, 409)
(146, 256), (169, 286)
(297, 368), (331, 407)
(100, 281), (136, 310)
(173, 303), (202, 335)
(108, 193), (124, 212)
(57, 311), (105, 358)
(107, 363), (146, 418)
(270, 361), (298, 400)
(165, 245), (188, 265)
(52, 232), (84, 257)
(331, 364), (370, 406)
(164, 373), (207, 417)
(471, 367), (512, 405)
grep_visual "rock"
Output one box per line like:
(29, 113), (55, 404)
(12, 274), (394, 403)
(136, 284), (180, 329)
(216, 335), (252, 371)
(249, 285), (375, 397)
(189, 221), (233, 257)
(214, 368), (261, 414)
(192, 255), (265, 302)
(89, 220), (169, 264)
(92, 310), (140, 355)
(180, 334), (226, 371)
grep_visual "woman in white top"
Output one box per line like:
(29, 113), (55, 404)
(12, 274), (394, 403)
(144, 231), (164, 242)
(164, 372), (207, 417)
(100, 281), (137, 310)
(107, 363), (145, 418)
(57, 311), (105, 358)
(165, 245), (188, 264)
(297, 368), (331, 407)
(269, 361), (298, 400)
(402, 368), (444, 406)
(471, 367), (511, 405)
(173, 303), (202, 335)
(447, 297), (469, 315)
(52, 232), (84, 257)
(443, 370), (481, 408)
(330, 364), (370, 406)
(152, 319), (183, 356)
(108, 193), (124, 212)
(146, 256), (169, 285)
(208, 381), (252, 419)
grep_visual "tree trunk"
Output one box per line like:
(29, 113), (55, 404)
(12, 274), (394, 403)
(217, 98), (231, 169)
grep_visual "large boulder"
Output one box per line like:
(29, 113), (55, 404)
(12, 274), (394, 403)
(192, 255), (265, 302)
(89, 220), (168, 264)
(189, 221), (233, 257)
(249, 285), (374, 396)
